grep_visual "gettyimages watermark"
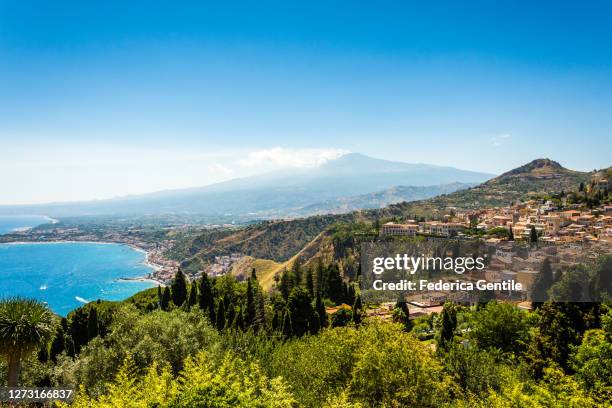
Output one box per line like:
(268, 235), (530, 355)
(360, 240), (611, 304)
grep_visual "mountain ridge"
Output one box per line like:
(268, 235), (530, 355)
(0, 153), (493, 219)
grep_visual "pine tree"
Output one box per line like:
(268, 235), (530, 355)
(215, 301), (226, 331)
(187, 284), (198, 309)
(316, 293), (328, 328)
(171, 268), (188, 307)
(87, 307), (99, 340)
(161, 286), (171, 311)
(282, 310), (293, 338)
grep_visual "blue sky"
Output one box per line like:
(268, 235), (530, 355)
(1, 1), (611, 204)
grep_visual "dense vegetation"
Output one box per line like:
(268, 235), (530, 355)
(1, 161), (610, 406)
(2, 251), (611, 407)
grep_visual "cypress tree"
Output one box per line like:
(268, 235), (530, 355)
(315, 258), (325, 296)
(347, 283), (356, 306)
(282, 310), (293, 338)
(352, 295), (362, 324)
(305, 267), (314, 297)
(209, 300), (216, 327)
(438, 302), (457, 352)
(310, 311), (321, 334)
(171, 268), (188, 306)
(87, 307), (99, 340)
(279, 268), (292, 299)
(226, 303), (236, 328)
(215, 300), (226, 331)
(198, 273), (213, 312)
(316, 293), (328, 328)
(233, 307), (245, 330)
(157, 285), (163, 308)
(251, 267), (257, 281)
(49, 318), (67, 363)
(394, 299), (411, 330)
(255, 291), (266, 331)
(326, 264), (344, 304)
(246, 278), (256, 325)
(292, 257), (303, 287)
(187, 284), (198, 309)
(530, 226), (539, 245)
(161, 286), (171, 311)
(271, 310), (280, 332)
(287, 287), (314, 337)
(69, 308), (89, 353)
(531, 258), (553, 309)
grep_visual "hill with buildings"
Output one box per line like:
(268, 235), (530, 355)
(171, 159), (608, 287)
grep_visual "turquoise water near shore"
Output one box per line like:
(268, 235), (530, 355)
(0, 242), (156, 316)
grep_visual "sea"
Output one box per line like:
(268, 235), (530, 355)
(0, 216), (156, 316)
(0, 214), (55, 234)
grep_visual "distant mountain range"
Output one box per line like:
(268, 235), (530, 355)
(0, 153), (493, 219)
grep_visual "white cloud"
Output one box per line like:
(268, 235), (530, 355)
(238, 147), (349, 168)
(491, 133), (512, 146)
(207, 163), (234, 177)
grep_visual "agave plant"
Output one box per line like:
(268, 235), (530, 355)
(0, 298), (56, 386)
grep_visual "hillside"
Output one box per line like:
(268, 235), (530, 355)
(374, 158), (594, 218)
(173, 159), (605, 280)
(172, 214), (352, 274)
(294, 182), (474, 216)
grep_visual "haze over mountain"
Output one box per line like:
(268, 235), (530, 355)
(0, 153), (493, 219)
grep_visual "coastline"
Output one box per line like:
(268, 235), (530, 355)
(1, 239), (167, 286)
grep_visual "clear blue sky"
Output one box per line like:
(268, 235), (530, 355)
(1, 1), (611, 204)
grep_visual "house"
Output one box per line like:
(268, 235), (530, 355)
(422, 221), (465, 237)
(380, 222), (418, 236)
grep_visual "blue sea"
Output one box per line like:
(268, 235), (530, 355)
(0, 242), (156, 316)
(0, 214), (54, 234)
